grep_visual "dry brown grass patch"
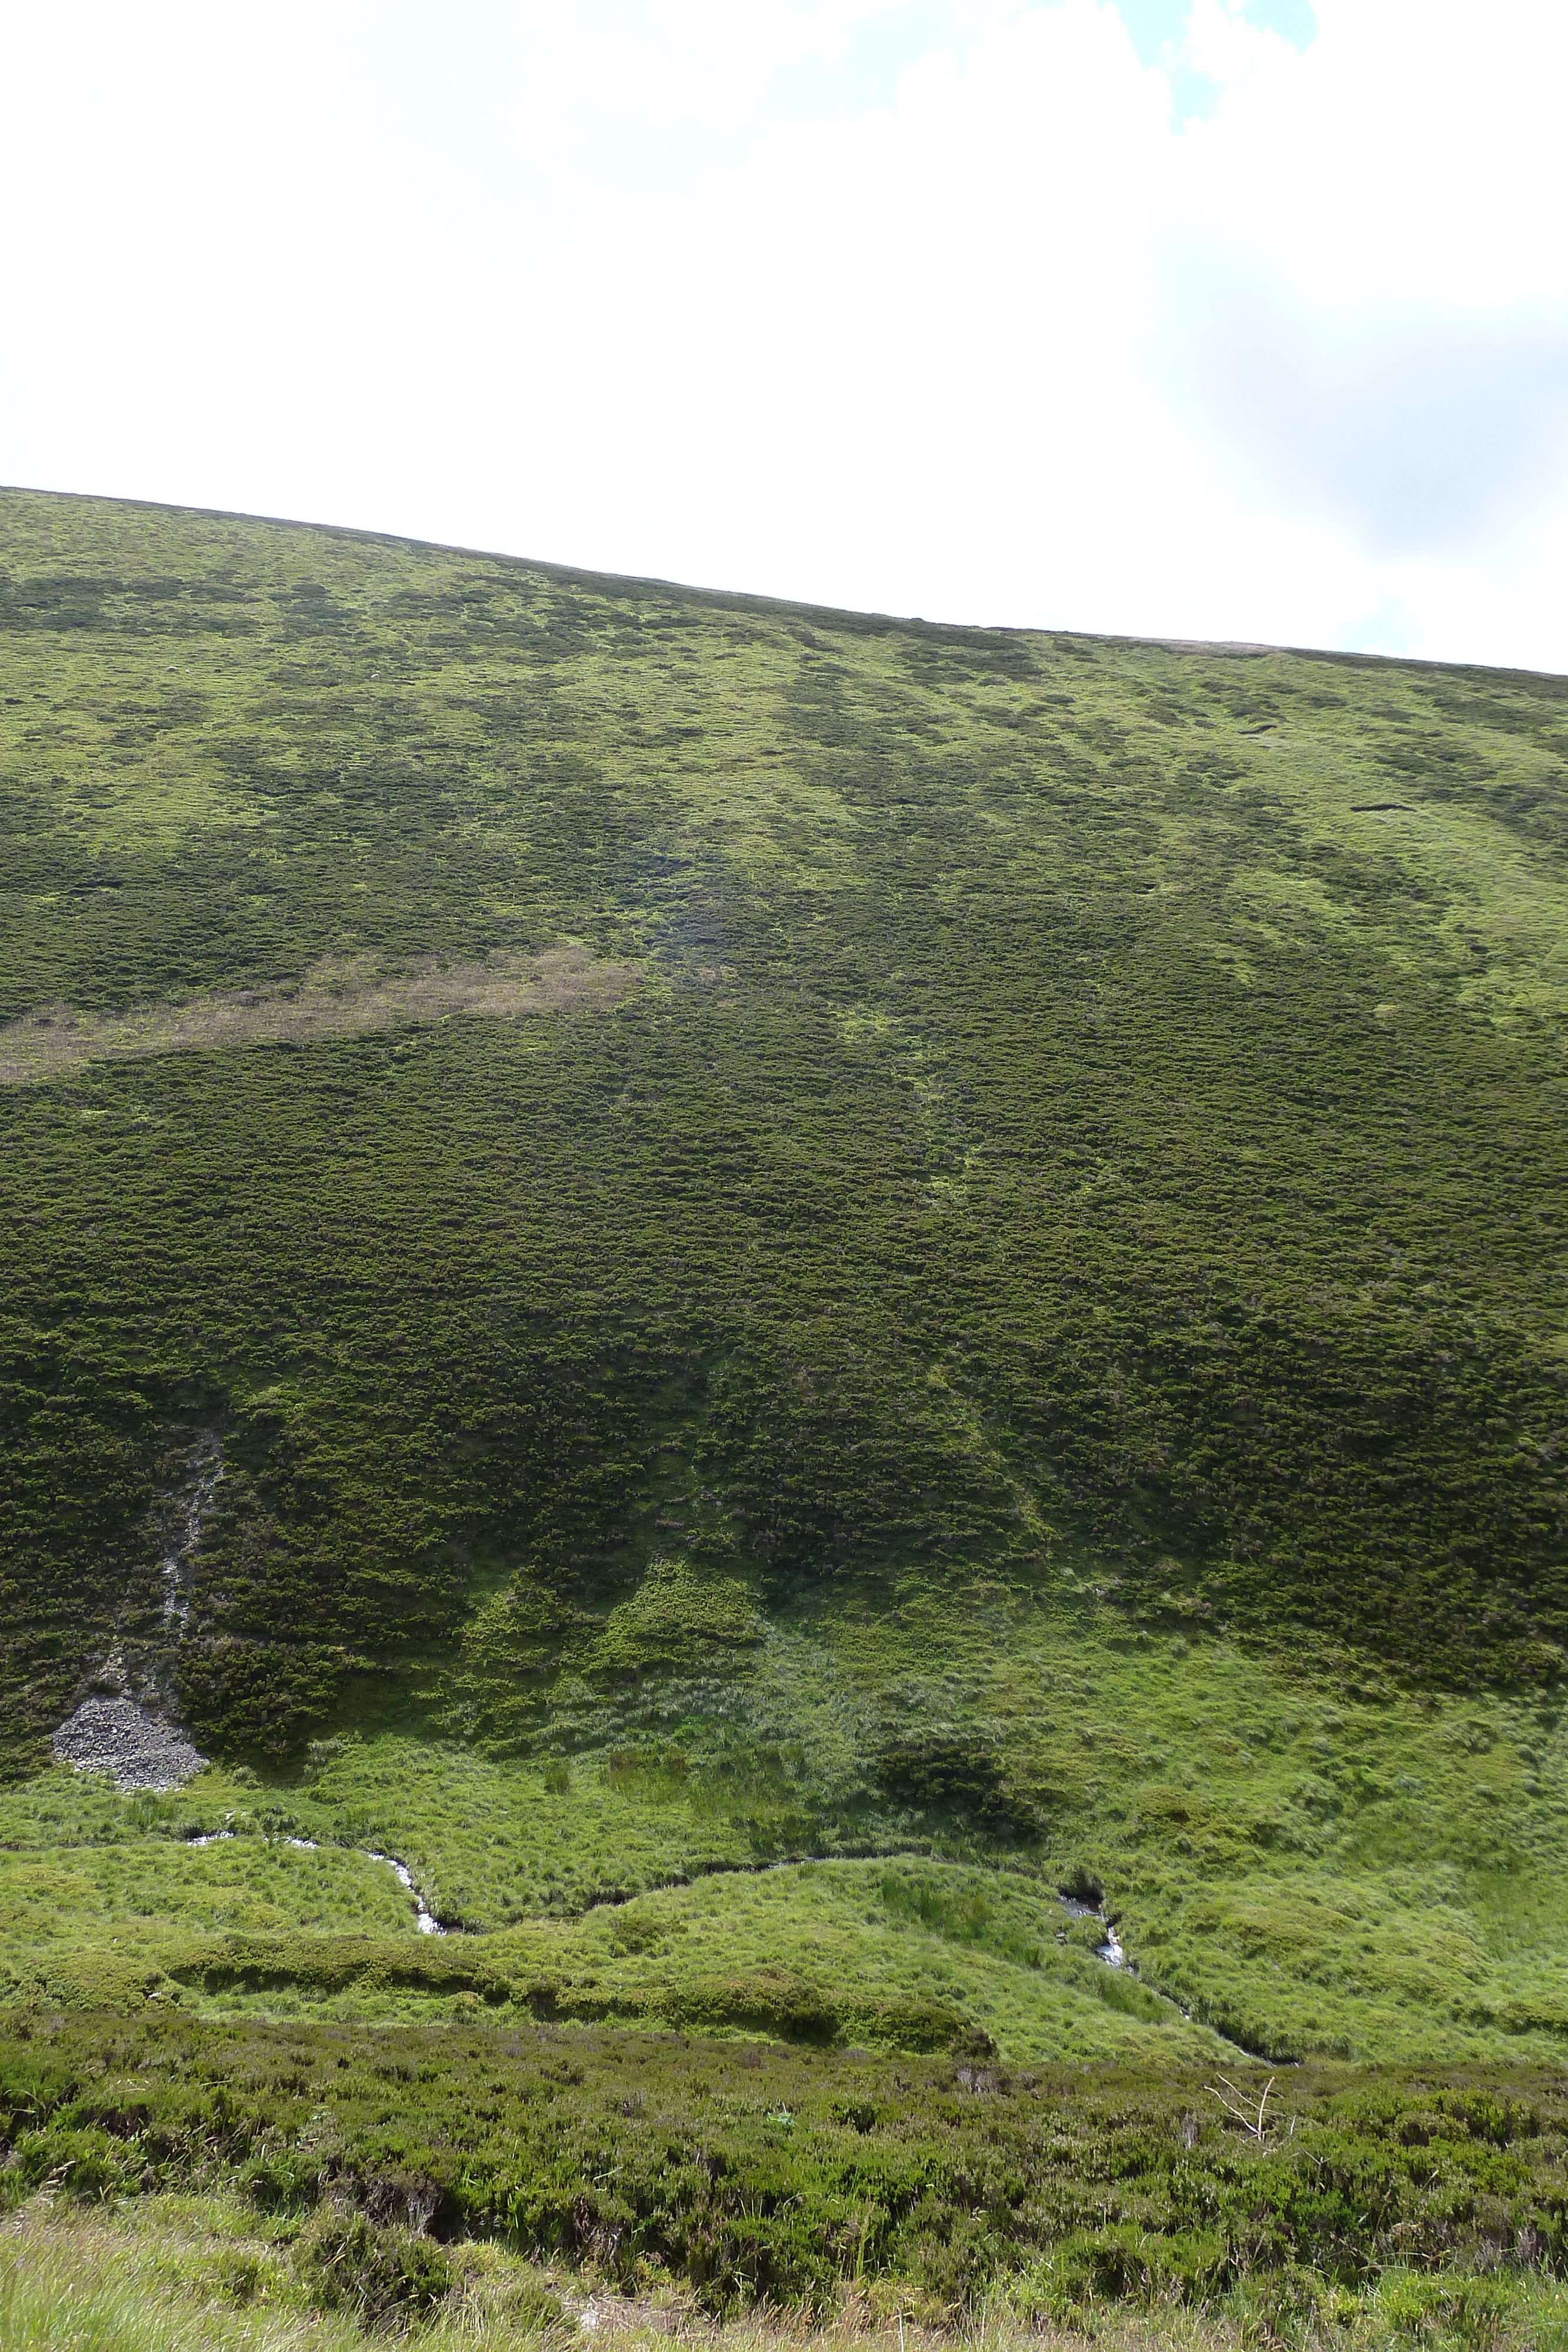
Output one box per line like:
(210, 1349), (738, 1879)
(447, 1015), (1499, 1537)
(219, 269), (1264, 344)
(0, 947), (640, 1084)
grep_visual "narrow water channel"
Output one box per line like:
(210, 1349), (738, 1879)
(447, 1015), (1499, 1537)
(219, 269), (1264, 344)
(185, 1828), (444, 1935)
(1058, 1892), (1126, 1967)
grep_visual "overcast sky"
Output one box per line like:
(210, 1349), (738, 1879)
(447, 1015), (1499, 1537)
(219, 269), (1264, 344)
(4, 0), (1566, 667)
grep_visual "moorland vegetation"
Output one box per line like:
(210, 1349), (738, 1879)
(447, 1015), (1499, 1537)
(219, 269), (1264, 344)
(2, 487), (1567, 2343)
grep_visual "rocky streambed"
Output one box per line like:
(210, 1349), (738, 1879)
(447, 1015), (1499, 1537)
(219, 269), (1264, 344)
(1059, 1890), (1128, 1967)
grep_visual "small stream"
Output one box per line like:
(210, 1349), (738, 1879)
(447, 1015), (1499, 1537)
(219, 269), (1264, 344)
(1058, 1892), (1126, 1968)
(1058, 1887), (1265, 2056)
(185, 1828), (444, 1935)
(149, 1824), (1265, 2050)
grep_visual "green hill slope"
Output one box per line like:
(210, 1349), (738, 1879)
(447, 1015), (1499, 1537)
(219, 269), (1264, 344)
(3, 486), (1568, 2090)
(4, 486), (1565, 1727)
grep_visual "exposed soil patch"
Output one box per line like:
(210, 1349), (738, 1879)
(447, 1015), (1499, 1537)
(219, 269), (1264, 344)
(53, 1698), (206, 1790)
(0, 947), (640, 1084)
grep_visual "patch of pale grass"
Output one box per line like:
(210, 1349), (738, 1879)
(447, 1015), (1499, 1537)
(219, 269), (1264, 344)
(550, 2308), (1245, 2352)
(0, 2210), (1243, 2352)
(558, 2281), (1568, 2352)
(0, 946), (639, 1084)
(0, 2199), (360, 2352)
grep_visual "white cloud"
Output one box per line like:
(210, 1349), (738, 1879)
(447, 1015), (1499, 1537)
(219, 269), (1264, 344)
(509, 0), (912, 148)
(0, 0), (1564, 668)
(1154, 265), (1568, 557)
(1150, 0), (1568, 630)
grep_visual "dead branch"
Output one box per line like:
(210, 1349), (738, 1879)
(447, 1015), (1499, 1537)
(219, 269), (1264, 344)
(1205, 2073), (1275, 2142)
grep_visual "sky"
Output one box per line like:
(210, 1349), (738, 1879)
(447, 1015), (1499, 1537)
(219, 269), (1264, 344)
(2, 0), (1566, 667)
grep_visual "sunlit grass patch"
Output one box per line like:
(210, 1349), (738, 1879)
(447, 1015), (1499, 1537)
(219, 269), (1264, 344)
(7, 1599), (1568, 2064)
(0, 2197), (360, 2351)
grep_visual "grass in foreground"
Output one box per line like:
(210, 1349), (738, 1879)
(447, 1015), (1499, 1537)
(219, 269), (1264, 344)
(4, 2194), (1568, 2351)
(6, 2008), (1568, 2323)
(6, 492), (1568, 2341)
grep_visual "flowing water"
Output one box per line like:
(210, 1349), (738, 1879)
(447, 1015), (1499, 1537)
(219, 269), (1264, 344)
(1059, 1892), (1127, 1967)
(185, 1826), (444, 1933)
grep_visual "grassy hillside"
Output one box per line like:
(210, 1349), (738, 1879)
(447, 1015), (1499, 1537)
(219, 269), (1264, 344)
(4, 487), (1568, 2327)
(3, 487), (1567, 1744)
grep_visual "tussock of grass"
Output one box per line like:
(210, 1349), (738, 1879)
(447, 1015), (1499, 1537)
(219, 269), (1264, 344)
(0, 2201), (360, 2349)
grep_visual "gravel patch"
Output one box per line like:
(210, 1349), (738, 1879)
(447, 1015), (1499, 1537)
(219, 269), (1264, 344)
(53, 1698), (207, 1790)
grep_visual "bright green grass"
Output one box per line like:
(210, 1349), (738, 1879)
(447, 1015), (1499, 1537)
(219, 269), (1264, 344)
(152, 1859), (1216, 2062)
(5, 485), (1568, 2252)
(0, 1835), (413, 1952)
(0, 2196), (556, 2351)
(9, 1599), (1568, 2064)
(0, 2203), (362, 2351)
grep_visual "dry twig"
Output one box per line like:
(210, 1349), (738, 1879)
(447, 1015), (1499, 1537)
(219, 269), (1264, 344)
(1205, 2074), (1275, 2142)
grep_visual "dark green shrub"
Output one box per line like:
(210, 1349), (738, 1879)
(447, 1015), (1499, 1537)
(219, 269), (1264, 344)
(876, 1732), (1035, 1834)
(4, 2124), (139, 2202)
(1025, 2224), (1231, 2310)
(667, 1967), (840, 2042)
(297, 2204), (454, 2328)
(178, 1639), (345, 1759)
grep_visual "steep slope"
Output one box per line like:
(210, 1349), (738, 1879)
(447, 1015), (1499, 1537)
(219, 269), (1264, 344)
(12, 490), (1568, 2334)
(3, 486), (1564, 1776)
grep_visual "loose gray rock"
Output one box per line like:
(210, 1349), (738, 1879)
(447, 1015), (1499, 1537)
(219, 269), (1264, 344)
(52, 1697), (206, 1790)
